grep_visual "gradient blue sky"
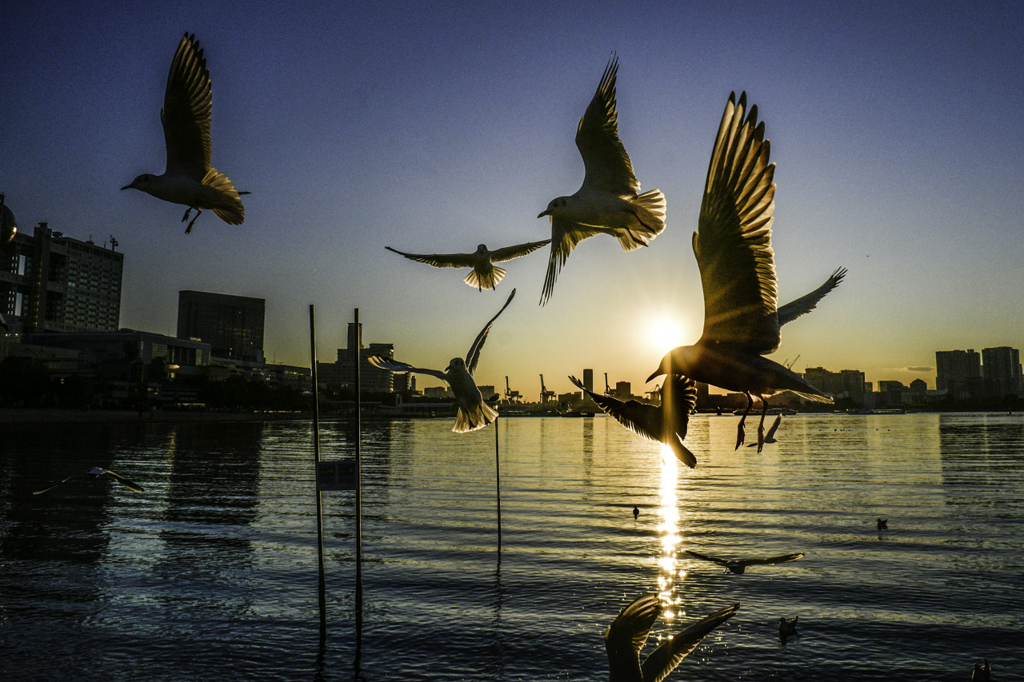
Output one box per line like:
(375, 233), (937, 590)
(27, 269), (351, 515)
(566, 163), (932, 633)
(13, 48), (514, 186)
(2, 1), (1022, 395)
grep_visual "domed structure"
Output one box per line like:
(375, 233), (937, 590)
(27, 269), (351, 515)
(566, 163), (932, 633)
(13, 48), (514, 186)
(1, 194), (17, 245)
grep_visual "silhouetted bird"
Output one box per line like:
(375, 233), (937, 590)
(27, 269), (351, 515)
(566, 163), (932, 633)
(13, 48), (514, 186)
(538, 54), (665, 305)
(685, 549), (804, 574)
(368, 289), (515, 433)
(647, 92), (843, 451)
(605, 593), (738, 682)
(570, 373), (699, 467)
(385, 240), (550, 291)
(746, 414), (781, 447)
(34, 467), (144, 495)
(877, 518), (888, 531)
(1, 194), (16, 244)
(633, 506), (640, 519)
(122, 33), (247, 233)
(778, 616), (799, 641)
(971, 659), (991, 681)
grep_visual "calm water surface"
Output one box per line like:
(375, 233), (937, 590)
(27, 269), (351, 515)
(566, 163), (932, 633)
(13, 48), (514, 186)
(1, 413), (1022, 680)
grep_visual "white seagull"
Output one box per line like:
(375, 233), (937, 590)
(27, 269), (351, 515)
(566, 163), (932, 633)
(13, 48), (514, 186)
(122, 33), (247, 234)
(746, 414), (781, 447)
(647, 92), (844, 451)
(605, 593), (738, 682)
(685, 549), (804, 574)
(538, 54), (666, 305)
(33, 467), (144, 495)
(570, 373), (700, 468)
(385, 240), (550, 291)
(368, 289), (515, 433)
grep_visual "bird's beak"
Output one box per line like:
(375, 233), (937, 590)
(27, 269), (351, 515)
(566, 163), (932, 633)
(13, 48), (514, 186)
(537, 209), (550, 218)
(120, 183), (133, 191)
(646, 369), (662, 383)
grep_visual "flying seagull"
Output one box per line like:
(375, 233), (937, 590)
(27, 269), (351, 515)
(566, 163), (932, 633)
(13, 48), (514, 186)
(33, 467), (144, 495)
(570, 373), (699, 468)
(385, 240), (550, 291)
(685, 549), (804, 574)
(122, 33), (247, 234)
(647, 92), (844, 451)
(368, 289), (515, 433)
(877, 518), (888, 531)
(605, 593), (738, 682)
(746, 414), (781, 447)
(538, 54), (666, 305)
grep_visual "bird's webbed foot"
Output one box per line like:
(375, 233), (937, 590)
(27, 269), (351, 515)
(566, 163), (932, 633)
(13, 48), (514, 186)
(182, 207), (192, 222)
(184, 208), (202, 234)
(735, 421), (745, 449)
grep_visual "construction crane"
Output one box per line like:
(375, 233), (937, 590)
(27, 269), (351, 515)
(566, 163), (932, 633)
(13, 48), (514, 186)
(604, 372), (612, 395)
(784, 354), (800, 370)
(540, 374), (555, 404)
(504, 376), (521, 404)
(644, 384), (662, 402)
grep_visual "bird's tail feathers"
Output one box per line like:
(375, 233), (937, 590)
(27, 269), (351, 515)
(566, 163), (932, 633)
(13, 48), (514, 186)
(202, 167), (246, 225)
(464, 266), (505, 290)
(453, 401), (499, 433)
(617, 189), (665, 250)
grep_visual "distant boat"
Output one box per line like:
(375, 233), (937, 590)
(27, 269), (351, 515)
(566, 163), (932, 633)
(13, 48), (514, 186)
(733, 407), (795, 416)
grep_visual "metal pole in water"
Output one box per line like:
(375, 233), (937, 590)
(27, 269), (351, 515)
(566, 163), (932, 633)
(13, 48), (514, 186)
(354, 309), (363, 609)
(309, 305), (327, 638)
(495, 416), (501, 549)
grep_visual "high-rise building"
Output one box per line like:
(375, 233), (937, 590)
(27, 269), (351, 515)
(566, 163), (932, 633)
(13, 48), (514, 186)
(177, 290), (265, 362)
(583, 368), (594, 393)
(935, 349), (982, 398)
(1, 222), (123, 333)
(336, 322), (394, 393)
(982, 347), (1023, 397)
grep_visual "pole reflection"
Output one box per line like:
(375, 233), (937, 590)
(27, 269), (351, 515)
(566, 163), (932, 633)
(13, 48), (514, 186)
(656, 444), (682, 621)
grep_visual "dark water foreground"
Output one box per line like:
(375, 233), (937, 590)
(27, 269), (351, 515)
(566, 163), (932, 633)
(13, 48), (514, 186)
(1, 413), (1021, 680)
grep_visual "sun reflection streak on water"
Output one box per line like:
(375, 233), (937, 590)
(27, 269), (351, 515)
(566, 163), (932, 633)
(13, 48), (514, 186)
(656, 444), (680, 620)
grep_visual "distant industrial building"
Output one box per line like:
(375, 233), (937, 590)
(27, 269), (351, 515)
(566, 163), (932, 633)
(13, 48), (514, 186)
(23, 329), (211, 376)
(1, 222), (123, 334)
(177, 290), (265, 362)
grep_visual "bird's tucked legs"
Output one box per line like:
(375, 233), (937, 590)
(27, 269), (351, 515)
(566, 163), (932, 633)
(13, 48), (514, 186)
(736, 394), (753, 449)
(756, 399), (769, 453)
(182, 207), (192, 222)
(184, 207), (202, 234)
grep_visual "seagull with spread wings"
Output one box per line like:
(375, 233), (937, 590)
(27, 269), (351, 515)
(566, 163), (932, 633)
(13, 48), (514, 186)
(538, 54), (665, 305)
(746, 413), (781, 447)
(33, 467), (144, 495)
(368, 289), (515, 433)
(122, 33), (247, 234)
(570, 374), (700, 468)
(685, 549), (804, 574)
(605, 593), (738, 682)
(385, 240), (550, 291)
(647, 92), (844, 451)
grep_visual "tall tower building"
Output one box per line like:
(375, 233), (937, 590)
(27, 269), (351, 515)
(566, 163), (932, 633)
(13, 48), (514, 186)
(177, 290), (265, 362)
(583, 368), (594, 393)
(982, 347), (1023, 397)
(1, 222), (123, 334)
(935, 349), (982, 399)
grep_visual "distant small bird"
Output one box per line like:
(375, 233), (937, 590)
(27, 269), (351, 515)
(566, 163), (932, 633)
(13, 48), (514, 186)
(570, 373), (699, 467)
(877, 518), (888, 531)
(122, 33), (247, 234)
(368, 289), (515, 433)
(746, 414), (781, 447)
(646, 92), (844, 451)
(778, 616), (799, 641)
(605, 593), (738, 682)
(33, 467), (144, 495)
(538, 54), (665, 305)
(685, 549), (805, 574)
(971, 659), (991, 681)
(633, 506), (640, 519)
(384, 240), (550, 291)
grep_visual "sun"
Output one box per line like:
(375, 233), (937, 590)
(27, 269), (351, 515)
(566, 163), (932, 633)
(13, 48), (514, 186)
(649, 317), (685, 355)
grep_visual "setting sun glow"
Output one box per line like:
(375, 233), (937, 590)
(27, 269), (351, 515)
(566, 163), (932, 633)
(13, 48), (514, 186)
(649, 317), (686, 355)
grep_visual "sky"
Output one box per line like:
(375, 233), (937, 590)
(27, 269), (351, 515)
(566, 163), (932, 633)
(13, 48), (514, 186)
(2, 1), (1023, 396)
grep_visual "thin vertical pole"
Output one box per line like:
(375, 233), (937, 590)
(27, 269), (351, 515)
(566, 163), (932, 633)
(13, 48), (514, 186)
(495, 416), (501, 549)
(354, 309), (363, 609)
(309, 305), (326, 637)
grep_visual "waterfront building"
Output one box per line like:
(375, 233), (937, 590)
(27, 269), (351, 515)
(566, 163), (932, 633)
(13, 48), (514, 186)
(335, 322), (394, 393)
(981, 346), (1023, 398)
(177, 290), (265, 362)
(583, 368), (594, 393)
(1, 222), (123, 334)
(935, 349), (981, 399)
(614, 381), (631, 400)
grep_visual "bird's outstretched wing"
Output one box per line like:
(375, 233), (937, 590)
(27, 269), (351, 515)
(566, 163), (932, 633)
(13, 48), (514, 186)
(694, 92), (778, 352)
(385, 246), (477, 269)
(103, 469), (145, 493)
(539, 217), (603, 305)
(465, 288), (516, 375)
(489, 239), (551, 263)
(641, 603), (740, 682)
(162, 33), (212, 179)
(776, 267), (846, 327)
(764, 414), (782, 440)
(741, 552), (805, 567)
(605, 593), (662, 664)
(367, 356), (447, 382)
(684, 550), (731, 566)
(33, 471), (89, 495)
(576, 53), (640, 197)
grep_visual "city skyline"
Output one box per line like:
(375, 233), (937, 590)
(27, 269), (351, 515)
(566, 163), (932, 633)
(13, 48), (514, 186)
(2, 2), (1022, 396)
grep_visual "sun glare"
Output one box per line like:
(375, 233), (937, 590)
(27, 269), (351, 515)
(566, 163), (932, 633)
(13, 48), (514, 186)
(649, 317), (685, 355)
(656, 444), (680, 619)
